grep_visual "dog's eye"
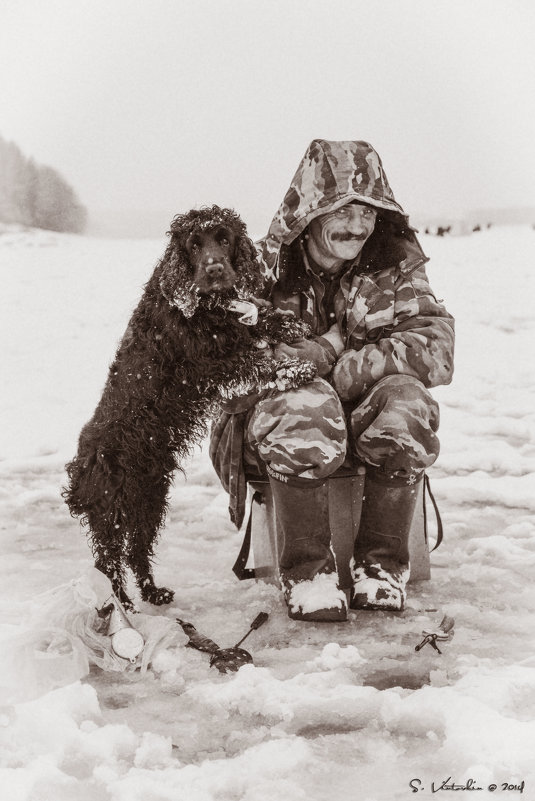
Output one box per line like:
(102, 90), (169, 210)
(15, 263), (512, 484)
(215, 228), (231, 247)
(187, 236), (202, 252)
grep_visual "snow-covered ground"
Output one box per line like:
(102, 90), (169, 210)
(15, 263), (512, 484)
(1, 225), (535, 800)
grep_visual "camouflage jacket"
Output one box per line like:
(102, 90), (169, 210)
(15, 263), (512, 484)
(210, 139), (454, 526)
(267, 241), (454, 400)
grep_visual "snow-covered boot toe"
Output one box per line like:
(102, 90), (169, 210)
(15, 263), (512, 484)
(350, 559), (409, 611)
(282, 569), (348, 622)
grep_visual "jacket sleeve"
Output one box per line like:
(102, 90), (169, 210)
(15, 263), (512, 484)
(332, 266), (455, 402)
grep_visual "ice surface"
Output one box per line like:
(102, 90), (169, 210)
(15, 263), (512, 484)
(1, 226), (535, 799)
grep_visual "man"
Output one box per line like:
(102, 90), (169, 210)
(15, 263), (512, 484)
(210, 139), (454, 622)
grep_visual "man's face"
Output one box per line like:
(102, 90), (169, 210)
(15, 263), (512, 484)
(306, 201), (377, 273)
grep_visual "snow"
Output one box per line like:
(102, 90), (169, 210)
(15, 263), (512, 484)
(1, 225), (535, 799)
(287, 570), (347, 615)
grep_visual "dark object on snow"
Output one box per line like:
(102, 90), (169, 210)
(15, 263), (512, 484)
(415, 614), (455, 654)
(62, 205), (316, 609)
(176, 611), (269, 673)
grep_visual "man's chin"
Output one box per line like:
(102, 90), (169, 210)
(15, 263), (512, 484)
(332, 243), (364, 261)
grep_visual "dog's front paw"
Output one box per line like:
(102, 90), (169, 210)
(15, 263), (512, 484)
(256, 307), (312, 344)
(140, 584), (175, 605)
(273, 357), (317, 390)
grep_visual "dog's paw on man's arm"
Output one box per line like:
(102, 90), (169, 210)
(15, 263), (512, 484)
(274, 332), (341, 378)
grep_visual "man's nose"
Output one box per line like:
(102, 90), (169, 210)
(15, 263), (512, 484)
(346, 208), (369, 231)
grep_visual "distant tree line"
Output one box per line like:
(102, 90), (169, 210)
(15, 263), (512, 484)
(0, 134), (87, 233)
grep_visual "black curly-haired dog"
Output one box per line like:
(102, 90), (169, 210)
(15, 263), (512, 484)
(63, 205), (316, 608)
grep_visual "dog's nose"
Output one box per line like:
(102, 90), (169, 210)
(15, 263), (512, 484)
(204, 261), (224, 277)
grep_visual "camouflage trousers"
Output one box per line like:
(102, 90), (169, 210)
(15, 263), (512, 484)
(244, 375), (440, 484)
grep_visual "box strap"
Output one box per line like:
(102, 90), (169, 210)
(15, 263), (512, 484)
(423, 473), (444, 552)
(232, 490), (264, 580)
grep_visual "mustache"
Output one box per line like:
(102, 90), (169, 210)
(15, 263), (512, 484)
(330, 232), (368, 242)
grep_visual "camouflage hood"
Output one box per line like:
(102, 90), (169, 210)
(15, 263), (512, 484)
(258, 139), (425, 281)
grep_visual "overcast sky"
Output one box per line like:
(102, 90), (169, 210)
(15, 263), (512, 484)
(1, 0), (534, 237)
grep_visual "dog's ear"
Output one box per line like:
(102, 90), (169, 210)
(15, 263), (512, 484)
(233, 233), (264, 299)
(159, 242), (200, 318)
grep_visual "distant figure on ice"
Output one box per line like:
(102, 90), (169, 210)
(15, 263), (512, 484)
(210, 139), (455, 621)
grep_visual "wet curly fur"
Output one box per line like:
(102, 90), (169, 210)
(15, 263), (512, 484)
(63, 206), (316, 608)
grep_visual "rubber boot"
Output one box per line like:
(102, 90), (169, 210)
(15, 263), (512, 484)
(350, 471), (422, 611)
(268, 472), (347, 622)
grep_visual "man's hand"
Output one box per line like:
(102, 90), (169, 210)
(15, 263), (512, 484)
(274, 331), (341, 378)
(273, 340), (312, 361)
(273, 322), (345, 377)
(318, 322), (345, 356)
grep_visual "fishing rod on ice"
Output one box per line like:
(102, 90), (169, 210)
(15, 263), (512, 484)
(176, 612), (269, 673)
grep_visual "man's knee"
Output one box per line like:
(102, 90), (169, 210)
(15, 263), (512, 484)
(247, 378), (347, 478)
(353, 375), (440, 429)
(360, 374), (437, 408)
(350, 374), (441, 473)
